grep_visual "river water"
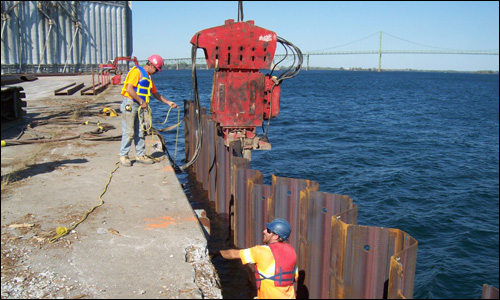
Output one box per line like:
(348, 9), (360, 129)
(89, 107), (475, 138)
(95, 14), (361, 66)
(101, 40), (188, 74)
(150, 69), (499, 299)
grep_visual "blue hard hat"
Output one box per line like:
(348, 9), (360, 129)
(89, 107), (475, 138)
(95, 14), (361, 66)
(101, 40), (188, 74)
(266, 218), (292, 240)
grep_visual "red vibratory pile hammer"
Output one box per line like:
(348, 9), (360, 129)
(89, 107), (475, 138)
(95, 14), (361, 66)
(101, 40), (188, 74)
(190, 19), (285, 153)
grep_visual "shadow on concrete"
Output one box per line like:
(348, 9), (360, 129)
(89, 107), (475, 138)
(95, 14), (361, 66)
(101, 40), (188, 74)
(25, 101), (122, 121)
(1, 99), (123, 140)
(2, 158), (89, 184)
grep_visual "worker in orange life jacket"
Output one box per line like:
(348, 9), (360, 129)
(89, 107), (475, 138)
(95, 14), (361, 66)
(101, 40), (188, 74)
(220, 218), (298, 299)
(119, 54), (178, 166)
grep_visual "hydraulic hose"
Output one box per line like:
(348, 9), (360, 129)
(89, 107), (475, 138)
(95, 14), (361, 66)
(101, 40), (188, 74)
(178, 34), (203, 172)
(264, 36), (303, 139)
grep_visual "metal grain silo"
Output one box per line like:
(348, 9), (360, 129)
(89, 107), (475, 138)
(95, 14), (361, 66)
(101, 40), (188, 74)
(1, 1), (133, 74)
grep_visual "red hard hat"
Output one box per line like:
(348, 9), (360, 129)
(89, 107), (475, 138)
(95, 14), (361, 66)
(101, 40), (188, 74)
(148, 54), (164, 72)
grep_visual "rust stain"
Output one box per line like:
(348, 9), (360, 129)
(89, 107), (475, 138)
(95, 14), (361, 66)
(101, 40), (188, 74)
(144, 216), (197, 230)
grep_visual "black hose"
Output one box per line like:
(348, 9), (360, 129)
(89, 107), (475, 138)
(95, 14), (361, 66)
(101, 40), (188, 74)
(178, 33), (203, 172)
(263, 36), (303, 139)
(151, 128), (182, 173)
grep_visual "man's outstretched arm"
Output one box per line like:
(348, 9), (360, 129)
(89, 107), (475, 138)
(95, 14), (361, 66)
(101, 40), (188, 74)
(219, 249), (241, 260)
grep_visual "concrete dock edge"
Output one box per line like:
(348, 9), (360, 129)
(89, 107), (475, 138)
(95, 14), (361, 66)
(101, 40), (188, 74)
(1, 75), (222, 299)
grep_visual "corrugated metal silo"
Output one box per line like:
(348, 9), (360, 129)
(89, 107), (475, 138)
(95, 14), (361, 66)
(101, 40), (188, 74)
(1, 1), (133, 74)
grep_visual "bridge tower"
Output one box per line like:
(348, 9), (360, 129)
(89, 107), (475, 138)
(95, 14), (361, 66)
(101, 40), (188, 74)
(378, 31), (382, 72)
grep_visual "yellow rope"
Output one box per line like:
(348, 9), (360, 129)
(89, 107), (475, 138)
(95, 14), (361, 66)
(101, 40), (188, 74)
(152, 106), (173, 126)
(49, 161), (120, 243)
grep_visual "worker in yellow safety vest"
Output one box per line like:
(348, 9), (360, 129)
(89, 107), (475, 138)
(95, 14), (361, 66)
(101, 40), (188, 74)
(220, 218), (299, 299)
(119, 54), (177, 166)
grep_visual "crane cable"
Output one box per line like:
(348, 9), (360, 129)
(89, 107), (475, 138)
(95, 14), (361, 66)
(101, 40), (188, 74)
(238, 1), (244, 22)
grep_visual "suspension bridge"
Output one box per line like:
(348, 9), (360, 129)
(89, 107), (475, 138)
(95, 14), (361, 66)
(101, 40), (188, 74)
(141, 31), (499, 71)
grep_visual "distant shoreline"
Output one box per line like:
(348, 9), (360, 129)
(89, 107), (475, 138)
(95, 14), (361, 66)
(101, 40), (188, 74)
(164, 65), (498, 74)
(304, 67), (499, 74)
(3, 66), (496, 75)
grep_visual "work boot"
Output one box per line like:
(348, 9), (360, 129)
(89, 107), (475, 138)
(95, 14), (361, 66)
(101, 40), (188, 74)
(136, 155), (154, 164)
(120, 156), (131, 167)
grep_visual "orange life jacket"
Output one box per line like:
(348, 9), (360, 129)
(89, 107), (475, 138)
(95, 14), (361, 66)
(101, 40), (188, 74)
(254, 242), (297, 288)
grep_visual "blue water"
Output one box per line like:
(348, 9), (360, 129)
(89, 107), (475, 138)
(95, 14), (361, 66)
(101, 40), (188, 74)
(150, 69), (499, 299)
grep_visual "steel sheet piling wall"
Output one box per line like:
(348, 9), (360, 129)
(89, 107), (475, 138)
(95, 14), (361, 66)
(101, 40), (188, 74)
(270, 176), (319, 252)
(207, 120), (217, 202)
(233, 162), (258, 249)
(482, 284), (500, 299)
(201, 115), (210, 190)
(184, 101), (418, 298)
(184, 99), (195, 163)
(193, 107), (206, 178)
(388, 232), (418, 299)
(329, 219), (418, 299)
(248, 180), (271, 247)
(215, 135), (231, 216)
(298, 190), (358, 299)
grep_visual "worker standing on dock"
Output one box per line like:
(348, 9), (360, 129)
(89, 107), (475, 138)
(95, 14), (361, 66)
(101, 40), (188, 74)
(220, 218), (298, 299)
(119, 54), (178, 166)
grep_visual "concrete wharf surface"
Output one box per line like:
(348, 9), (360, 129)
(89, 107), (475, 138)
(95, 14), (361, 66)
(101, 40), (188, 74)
(1, 75), (222, 299)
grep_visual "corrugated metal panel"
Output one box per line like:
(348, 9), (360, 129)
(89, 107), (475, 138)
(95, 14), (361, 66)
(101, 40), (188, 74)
(329, 220), (418, 299)
(298, 190), (358, 299)
(248, 179), (270, 247)
(388, 232), (418, 299)
(269, 175), (319, 251)
(233, 158), (259, 249)
(1, 1), (132, 74)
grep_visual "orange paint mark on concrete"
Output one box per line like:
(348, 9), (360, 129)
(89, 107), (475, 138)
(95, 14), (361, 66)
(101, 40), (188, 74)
(144, 216), (197, 230)
(162, 165), (174, 172)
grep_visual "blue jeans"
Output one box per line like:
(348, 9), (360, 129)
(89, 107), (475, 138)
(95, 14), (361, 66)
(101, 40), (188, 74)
(120, 98), (146, 157)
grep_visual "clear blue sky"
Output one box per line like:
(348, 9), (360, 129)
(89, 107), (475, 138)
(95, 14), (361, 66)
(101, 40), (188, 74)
(131, 1), (499, 71)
